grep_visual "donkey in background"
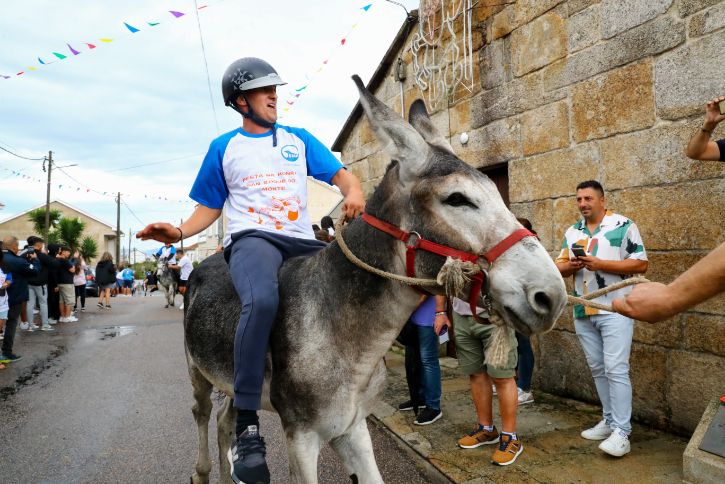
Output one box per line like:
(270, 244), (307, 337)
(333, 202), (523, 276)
(154, 255), (177, 308)
(183, 76), (568, 483)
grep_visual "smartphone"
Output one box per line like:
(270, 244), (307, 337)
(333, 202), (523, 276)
(719, 99), (725, 115)
(571, 246), (587, 258)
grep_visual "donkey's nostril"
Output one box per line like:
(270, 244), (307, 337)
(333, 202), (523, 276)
(532, 290), (552, 314)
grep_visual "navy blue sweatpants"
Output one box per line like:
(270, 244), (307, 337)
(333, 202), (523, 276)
(225, 229), (327, 410)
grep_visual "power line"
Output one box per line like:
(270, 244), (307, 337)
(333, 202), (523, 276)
(0, 143), (46, 161)
(105, 152), (205, 172)
(122, 200), (146, 226)
(194, 0), (220, 134)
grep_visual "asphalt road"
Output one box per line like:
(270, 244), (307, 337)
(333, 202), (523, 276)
(0, 294), (430, 483)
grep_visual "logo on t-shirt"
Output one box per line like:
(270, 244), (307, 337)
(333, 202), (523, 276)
(280, 144), (299, 162)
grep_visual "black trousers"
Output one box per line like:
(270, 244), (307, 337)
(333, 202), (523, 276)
(2, 304), (22, 355)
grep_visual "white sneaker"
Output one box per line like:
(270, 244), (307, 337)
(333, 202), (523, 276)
(28, 323), (40, 330)
(33, 309), (39, 315)
(19, 322), (29, 330)
(599, 429), (630, 457)
(517, 387), (534, 405)
(48, 319), (58, 325)
(179, 303), (184, 310)
(58, 317), (68, 323)
(40, 325), (55, 331)
(581, 420), (613, 441)
(67, 316), (79, 322)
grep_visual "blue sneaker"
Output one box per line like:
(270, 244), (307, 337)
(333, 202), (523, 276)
(227, 425), (270, 484)
(0, 354), (11, 364)
(3, 353), (22, 362)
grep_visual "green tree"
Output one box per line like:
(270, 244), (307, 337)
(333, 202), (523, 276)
(56, 217), (85, 251)
(79, 236), (98, 263)
(27, 208), (62, 237)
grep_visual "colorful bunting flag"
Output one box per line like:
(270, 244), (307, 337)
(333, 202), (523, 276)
(340, 38), (346, 45)
(124, 22), (140, 33)
(84, 42), (96, 49)
(148, 22), (160, 26)
(52, 52), (67, 60)
(38, 57), (49, 65)
(68, 44), (81, 55)
(362, 4), (372, 11)
(169, 11), (185, 18)
(100, 38), (113, 43)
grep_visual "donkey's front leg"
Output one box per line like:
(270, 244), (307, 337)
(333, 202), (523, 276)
(330, 419), (384, 484)
(286, 428), (322, 484)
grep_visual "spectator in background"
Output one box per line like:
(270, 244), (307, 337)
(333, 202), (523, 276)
(0, 246), (11, 368)
(169, 248), (193, 310)
(685, 95), (725, 161)
(555, 180), (648, 458)
(56, 247), (77, 323)
(95, 252), (116, 310)
(453, 296), (522, 466)
(46, 243), (62, 324)
(397, 295), (448, 426)
(1, 236), (39, 363)
(321, 215), (335, 237)
(121, 265), (135, 296)
(72, 251), (87, 312)
(115, 264), (124, 296)
(514, 219), (536, 406)
(143, 269), (158, 296)
(25, 236), (53, 331)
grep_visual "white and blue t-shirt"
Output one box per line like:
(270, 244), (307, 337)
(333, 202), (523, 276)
(190, 125), (343, 247)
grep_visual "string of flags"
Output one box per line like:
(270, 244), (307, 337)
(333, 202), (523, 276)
(279, 2), (374, 119)
(0, 167), (194, 204)
(1, 6), (209, 80)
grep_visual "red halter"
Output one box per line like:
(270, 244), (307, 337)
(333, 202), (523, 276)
(361, 213), (536, 320)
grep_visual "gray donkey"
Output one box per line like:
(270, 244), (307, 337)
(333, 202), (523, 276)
(155, 255), (177, 308)
(184, 77), (567, 483)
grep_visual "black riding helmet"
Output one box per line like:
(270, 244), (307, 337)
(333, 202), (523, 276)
(222, 57), (287, 145)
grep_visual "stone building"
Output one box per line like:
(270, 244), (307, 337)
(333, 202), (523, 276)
(332, 1), (724, 434)
(0, 199), (120, 259)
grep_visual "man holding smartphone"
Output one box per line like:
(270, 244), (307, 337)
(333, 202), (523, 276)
(555, 181), (648, 458)
(685, 95), (725, 161)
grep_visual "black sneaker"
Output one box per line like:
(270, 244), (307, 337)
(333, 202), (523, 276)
(414, 407), (443, 426)
(397, 400), (423, 412)
(3, 353), (23, 363)
(227, 425), (270, 484)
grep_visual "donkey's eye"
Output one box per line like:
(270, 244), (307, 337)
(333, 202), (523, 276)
(443, 192), (477, 208)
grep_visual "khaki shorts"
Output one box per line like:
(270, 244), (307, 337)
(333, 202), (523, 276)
(453, 312), (518, 378)
(59, 284), (75, 305)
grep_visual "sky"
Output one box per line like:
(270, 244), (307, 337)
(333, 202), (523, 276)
(0, 0), (419, 252)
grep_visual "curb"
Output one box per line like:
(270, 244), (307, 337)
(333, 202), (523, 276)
(369, 415), (454, 483)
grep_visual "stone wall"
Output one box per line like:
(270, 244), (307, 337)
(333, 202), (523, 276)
(337, 0), (724, 435)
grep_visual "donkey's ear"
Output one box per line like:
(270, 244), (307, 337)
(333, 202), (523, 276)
(408, 99), (455, 155)
(352, 75), (430, 184)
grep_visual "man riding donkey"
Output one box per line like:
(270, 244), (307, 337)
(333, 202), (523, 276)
(137, 57), (365, 484)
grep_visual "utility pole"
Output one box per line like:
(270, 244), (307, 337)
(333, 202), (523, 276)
(128, 226), (132, 265)
(116, 192), (121, 264)
(44, 151), (53, 239)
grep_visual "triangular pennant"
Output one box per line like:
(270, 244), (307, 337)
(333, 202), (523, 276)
(17, 71), (24, 76)
(352, 23), (358, 29)
(197, 5), (208, 9)
(148, 22), (160, 26)
(341, 38), (346, 45)
(169, 11), (185, 18)
(124, 22), (140, 33)
(323, 60), (328, 64)
(361, 4), (372, 11)
(1, 76), (10, 80)
(67, 44), (81, 55)
(27, 66), (38, 71)
(295, 86), (307, 92)
(84, 42), (96, 49)
(38, 57), (48, 65)
(53, 52), (67, 59)
(100, 38), (113, 43)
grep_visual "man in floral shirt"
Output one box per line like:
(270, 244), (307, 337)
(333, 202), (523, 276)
(555, 180), (648, 458)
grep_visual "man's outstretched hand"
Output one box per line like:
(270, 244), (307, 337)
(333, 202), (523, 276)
(136, 223), (181, 243)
